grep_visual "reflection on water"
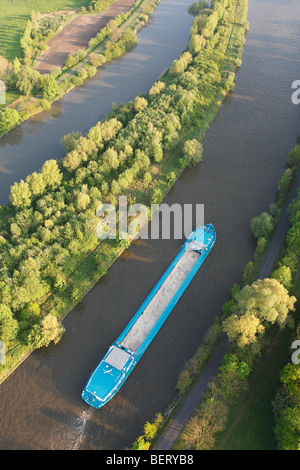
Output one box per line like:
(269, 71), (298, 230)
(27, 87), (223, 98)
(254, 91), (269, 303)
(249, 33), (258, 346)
(0, 126), (24, 148)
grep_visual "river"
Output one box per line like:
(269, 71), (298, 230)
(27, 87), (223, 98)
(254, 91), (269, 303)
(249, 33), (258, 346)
(1, 0), (300, 451)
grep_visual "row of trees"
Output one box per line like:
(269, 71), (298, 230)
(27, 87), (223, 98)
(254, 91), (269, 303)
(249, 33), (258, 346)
(273, 355), (300, 450)
(63, 17), (137, 72)
(0, 63), (60, 133)
(217, 142), (300, 448)
(20, 10), (74, 67)
(180, 352), (251, 449)
(19, 2), (117, 69)
(270, 171), (300, 450)
(220, 144), (300, 450)
(248, 144), (300, 283)
(177, 274), (297, 450)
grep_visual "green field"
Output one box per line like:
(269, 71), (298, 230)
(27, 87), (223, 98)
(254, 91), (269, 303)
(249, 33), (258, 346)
(213, 326), (293, 450)
(0, 0), (90, 61)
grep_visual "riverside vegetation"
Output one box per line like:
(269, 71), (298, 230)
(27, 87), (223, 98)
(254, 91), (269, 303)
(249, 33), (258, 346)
(214, 143), (300, 451)
(0, 0), (248, 382)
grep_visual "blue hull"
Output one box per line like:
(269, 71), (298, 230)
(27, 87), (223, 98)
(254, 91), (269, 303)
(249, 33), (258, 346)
(82, 224), (216, 409)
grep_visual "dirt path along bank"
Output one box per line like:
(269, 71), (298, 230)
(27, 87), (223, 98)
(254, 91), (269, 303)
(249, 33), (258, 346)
(36, 0), (135, 74)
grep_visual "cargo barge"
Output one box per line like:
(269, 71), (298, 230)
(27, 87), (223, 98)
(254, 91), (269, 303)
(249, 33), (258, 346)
(82, 224), (216, 409)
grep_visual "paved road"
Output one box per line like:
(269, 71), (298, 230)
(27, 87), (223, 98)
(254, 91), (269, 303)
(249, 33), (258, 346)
(154, 168), (300, 450)
(256, 169), (300, 280)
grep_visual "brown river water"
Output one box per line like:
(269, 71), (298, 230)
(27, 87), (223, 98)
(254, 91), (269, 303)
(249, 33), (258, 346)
(0, 0), (300, 450)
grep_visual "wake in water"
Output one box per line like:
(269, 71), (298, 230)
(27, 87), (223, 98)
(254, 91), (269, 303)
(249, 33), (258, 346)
(49, 409), (93, 450)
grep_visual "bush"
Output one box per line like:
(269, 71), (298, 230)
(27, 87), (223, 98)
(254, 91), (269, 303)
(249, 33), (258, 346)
(0, 108), (20, 133)
(170, 51), (192, 75)
(151, 188), (163, 205)
(86, 65), (97, 77)
(143, 171), (152, 186)
(250, 212), (273, 239)
(71, 287), (81, 303)
(189, 34), (206, 54)
(0, 305), (18, 344)
(16, 66), (42, 96)
(77, 68), (88, 80)
(242, 260), (254, 282)
(132, 436), (151, 450)
(149, 81), (165, 96)
(43, 75), (59, 100)
(183, 138), (203, 166)
(122, 29), (137, 50)
(287, 145), (300, 167)
(177, 369), (192, 392)
(134, 96), (148, 112)
(72, 76), (84, 87)
(166, 171), (176, 184)
(177, 157), (187, 169)
(65, 54), (76, 68)
(188, 0), (210, 15)
(278, 168), (293, 203)
(271, 265), (292, 289)
(40, 98), (51, 110)
(132, 413), (163, 449)
(27, 314), (65, 348)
